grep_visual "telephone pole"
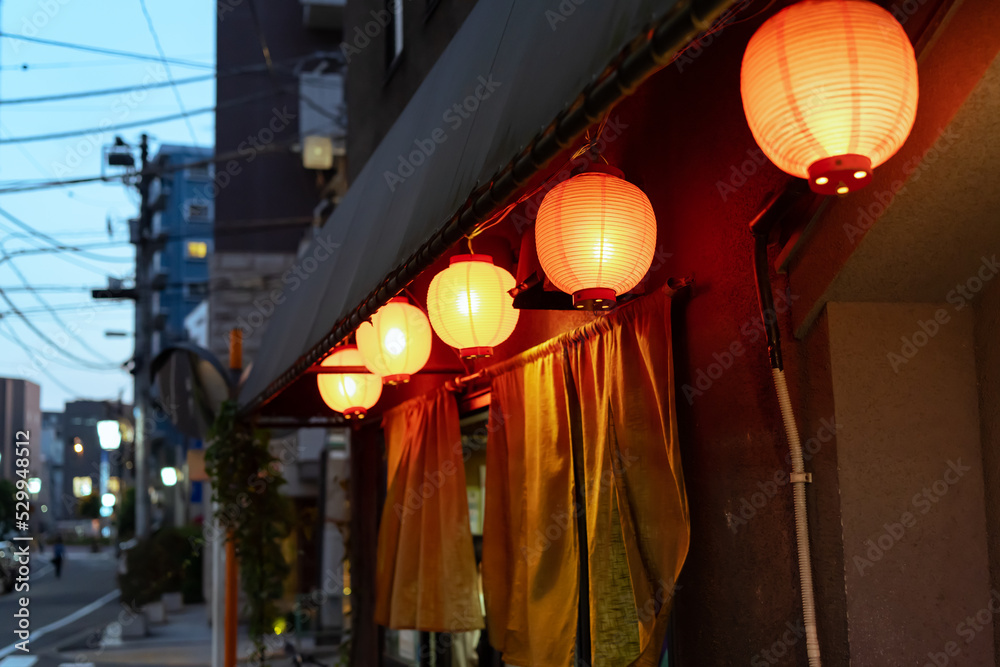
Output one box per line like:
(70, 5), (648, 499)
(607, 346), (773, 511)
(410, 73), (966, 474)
(93, 133), (152, 538)
(134, 133), (152, 539)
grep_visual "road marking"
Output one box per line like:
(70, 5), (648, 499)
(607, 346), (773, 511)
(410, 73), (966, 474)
(0, 656), (38, 666)
(31, 563), (53, 581)
(0, 589), (120, 659)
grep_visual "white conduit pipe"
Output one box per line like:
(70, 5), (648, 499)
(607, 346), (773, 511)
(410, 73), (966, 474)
(771, 367), (822, 667)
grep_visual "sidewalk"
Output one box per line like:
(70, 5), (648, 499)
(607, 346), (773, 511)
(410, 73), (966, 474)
(57, 602), (343, 666)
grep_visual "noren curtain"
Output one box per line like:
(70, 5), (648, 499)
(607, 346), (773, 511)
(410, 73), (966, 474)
(482, 288), (690, 667)
(375, 387), (484, 632)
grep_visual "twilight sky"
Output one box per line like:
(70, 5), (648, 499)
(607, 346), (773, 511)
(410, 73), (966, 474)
(0, 0), (215, 410)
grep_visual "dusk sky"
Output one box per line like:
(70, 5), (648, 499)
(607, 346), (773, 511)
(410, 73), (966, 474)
(0, 0), (215, 410)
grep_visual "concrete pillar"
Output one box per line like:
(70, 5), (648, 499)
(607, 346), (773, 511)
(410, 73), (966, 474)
(826, 302), (993, 664)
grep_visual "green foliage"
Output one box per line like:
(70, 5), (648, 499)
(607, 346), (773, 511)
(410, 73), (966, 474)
(0, 480), (16, 534)
(205, 400), (293, 661)
(117, 487), (136, 538)
(118, 525), (204, 606)
(77, 493), (101, 519)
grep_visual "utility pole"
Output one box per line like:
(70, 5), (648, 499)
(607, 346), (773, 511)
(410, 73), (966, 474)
(224, 329), (241, 667)
(134, 133), (152, 539)
(94, 134), (152, 539)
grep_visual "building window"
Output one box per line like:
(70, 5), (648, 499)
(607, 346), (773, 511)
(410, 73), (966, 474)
(186, 164), (212, 181)
(385, 0), (404, 71)
(186, 241), (209, 259)
(186, 282), (209, 300)
(184, 199), (212, 223)
(72, 476), (93, 498)
(108, 477), (121, 494)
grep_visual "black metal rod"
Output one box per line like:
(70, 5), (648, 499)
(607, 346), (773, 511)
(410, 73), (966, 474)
(749, 180), (813, 370)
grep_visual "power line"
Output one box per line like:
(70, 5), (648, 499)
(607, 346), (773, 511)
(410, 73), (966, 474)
(0, 207), (132, 262)
(0, 240), (130, 257)
(0, 300), (130, 317)
(1, 52), (341, 106)
(0, 136), (305, 194)
(0, 322), (87, 395)
(138, 0), (200, 144)
(0, 73), (215, 106)
(0, 287), (124, 370)
(1, 253), (119, 365)
(0, 32), (214, 70)
(0, 220), (133, 278)
(246, 0), (277, 76)
(0, 86), (289, 145)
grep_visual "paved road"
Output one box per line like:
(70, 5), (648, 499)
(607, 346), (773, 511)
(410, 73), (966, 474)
(0, 546), (336, 667)
(0, 546), (132, 667)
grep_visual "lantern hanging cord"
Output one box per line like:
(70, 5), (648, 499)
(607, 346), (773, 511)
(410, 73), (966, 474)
(668, 0), (774, 66)
(572, 112), (612, 161)
(464, 112), (618, 246)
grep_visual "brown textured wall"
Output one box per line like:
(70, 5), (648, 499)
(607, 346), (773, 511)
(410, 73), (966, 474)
(829, 302), (992, 665)
(974, 279), (1000, 663)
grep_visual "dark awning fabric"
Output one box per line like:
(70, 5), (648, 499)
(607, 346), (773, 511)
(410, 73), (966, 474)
(240, 0), (714, 411)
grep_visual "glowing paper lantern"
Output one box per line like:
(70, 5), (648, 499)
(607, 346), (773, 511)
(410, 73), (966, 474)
(740, 0), (919, 195)
(426, 255), (519, 358)
(535, 166), (657, 309)
(357, 297), (432, 384)
(317, 345), (383, 419)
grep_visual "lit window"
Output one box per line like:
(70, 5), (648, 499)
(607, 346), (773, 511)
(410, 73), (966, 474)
(73, 477), (93, 498)
(108, 477), (121, 494)
(186, 241), (208, 259)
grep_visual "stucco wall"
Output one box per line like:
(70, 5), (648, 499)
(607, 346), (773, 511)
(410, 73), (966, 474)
(974, 276), (1000, 662)
(829, 302), (992, 665)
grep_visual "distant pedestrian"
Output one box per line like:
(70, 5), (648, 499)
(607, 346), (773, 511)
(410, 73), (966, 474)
(52, 536), (65, 578)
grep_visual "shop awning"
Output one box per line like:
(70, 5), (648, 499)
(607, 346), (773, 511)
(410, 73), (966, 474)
(240, 0), (732, 413)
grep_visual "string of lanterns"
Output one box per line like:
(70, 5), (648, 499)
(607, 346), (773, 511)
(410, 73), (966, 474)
(319, 0), (919, 418)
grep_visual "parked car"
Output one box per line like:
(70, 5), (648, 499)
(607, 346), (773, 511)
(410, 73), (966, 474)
(0, 540), (17, 593)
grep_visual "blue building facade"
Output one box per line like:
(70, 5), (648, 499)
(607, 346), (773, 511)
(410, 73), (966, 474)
(148, 145), (213, 526)
(149, 145), (214, 354)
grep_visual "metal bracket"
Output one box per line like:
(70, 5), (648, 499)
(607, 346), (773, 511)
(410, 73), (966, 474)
(790, 472), (813, 484)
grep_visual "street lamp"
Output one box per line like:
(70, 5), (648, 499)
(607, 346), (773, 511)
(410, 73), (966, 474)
(160, 467), (179, 487)
(73, 438), (83, 454)
(97, 420), (122, 450)
(101, 493), (116, 508)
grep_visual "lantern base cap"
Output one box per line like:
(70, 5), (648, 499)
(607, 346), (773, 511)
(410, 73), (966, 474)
(460, 347), (493, 359)
(808, 155), (873, 195)
(383, 374), (410, 385)
(573, 288), (617, 310)
(344, 408), (367, 420)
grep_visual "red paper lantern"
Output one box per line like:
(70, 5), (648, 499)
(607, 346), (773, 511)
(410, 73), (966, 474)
(535, 166), (657, 309)
(741, 0), (919, 195)
(316, 345), (382, 419)
(356, 297), (432, 384)
(426, 255), (519, 358)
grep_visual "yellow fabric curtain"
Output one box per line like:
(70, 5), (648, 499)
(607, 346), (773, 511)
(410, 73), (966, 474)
(482, 288), (690, 667)
(375, 387), (484, 632)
